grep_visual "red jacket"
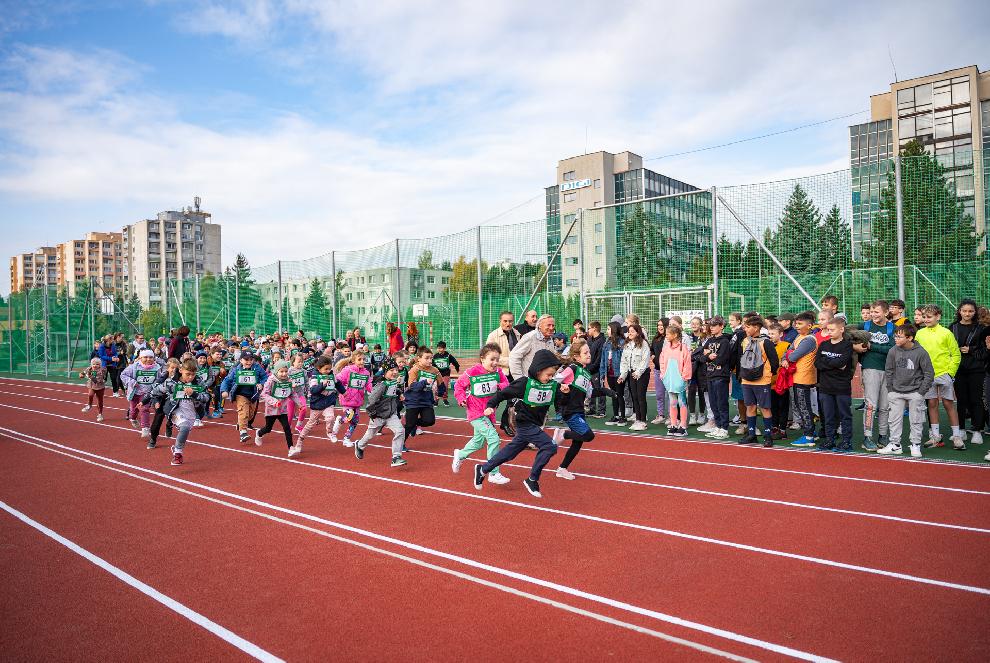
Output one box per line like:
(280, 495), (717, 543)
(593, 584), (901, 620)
(387, 329), (404, 354)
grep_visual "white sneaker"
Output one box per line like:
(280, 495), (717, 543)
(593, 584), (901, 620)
(951, 436), (966, 450)
(629, 421), (647, 431)
(451, 449), (464, 473)
(689, 414), (699, 425)
(140, 427), (150, 439)
(970, 431), (983, 445)
(287, 445), (301, 458)
(625, 414), (636, 421)
(331, 417), (342, 436)
(697, 420), (715, 433)
(910, 444), (922, 458)
(706, 428), (729, 439)
(735, 424), (747, 435)
(877, 442), (902, 455)
(254, 431), (262, 446)
(984, 449), (990, 461)
(650, 416), (664, 425)
(342, 438), (354, 448)
(329, 432), (338, 443)
(556, 467), (576, 480)
(552, 427), (565, 445)
(488, 472), (510, 485)
(788, 421), (801, 430)
(82, 405), (91, 412)
(96, 414), (104, 422)
(193, 419), (203, 428)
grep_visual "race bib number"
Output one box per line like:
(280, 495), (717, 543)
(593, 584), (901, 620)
(260, 352), (272, 364)
(347, 372), (369, 390)
(303, 358), (314, 370)
(272, 382), (292, 399)
(209, 366), (221, 379)
(384, 379), (399, 398)
(136, 369), (157, 385)
(196, 367), (209, 381)
(223, 359), (234, 369)
(418, 370), (437, 386)
(572, 366), (593, 394)
(316, 374), (334, 388)
(522, 378), (556, 406)
(434, 356), (450, 370)
(173, 382), (204, 399)
(469, 373), (499, 397)
(289, 369), (306, 388)
(236, 369), (257, 386)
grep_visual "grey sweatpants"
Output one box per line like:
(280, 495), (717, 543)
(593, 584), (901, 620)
(887, 391), (926, 446)
(357, 414), (405, 456)
(861, 368), (890, 436)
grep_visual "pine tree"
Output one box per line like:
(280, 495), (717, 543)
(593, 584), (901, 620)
(302, 278), (331, 337)
(862, 139), (982, 266)
(768, 184), (822, 274)
(811, 204), (853, 273)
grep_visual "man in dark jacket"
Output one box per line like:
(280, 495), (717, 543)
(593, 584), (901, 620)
(474, 349), (562, 498)
(585, 321), (607, 417)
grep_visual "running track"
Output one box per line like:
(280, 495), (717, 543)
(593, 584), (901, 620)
(1, 377), (988, 662)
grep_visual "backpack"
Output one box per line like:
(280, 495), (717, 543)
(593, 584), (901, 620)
(738, 338), (766, 381)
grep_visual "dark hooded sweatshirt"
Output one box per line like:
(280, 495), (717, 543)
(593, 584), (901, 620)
(486, 349), (561, 429)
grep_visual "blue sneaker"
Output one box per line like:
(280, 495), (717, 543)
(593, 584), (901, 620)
(834, 445), (854, 453)
(862, 438), (878, 451)
(210, 410), (222, 419)
(791, 436), (817, 448)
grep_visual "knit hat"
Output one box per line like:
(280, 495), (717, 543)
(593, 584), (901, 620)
(274, 360), (290, 372)
(381, 357), (398, 373)
(139, 349), (155, 358)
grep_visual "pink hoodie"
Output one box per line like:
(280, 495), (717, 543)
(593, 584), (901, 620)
(454, 364), (508, 422)
(260, 375), (292, 416)
(657, 341), (692, 381)
(336, 364), (373, 408)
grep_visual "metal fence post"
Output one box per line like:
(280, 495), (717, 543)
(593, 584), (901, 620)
(394, 239), (402, 334)
(164, 277), (170, 331)
(894, 155), (906, 301)
(234, 271), (240, 337)
(577, 208), (587, 324)
(710, 187), (719, 314)
(195, 274), (201, 332)
(65, 287), (71, 376)
(476, 225), (484, 346)
(42, 286), (49, 376)
(8, 291), (13, 373)
(24, 286), (30, 375)
(277, 260), (283, 333)
(330, 251), (337, 340)
(88, 278), (95, 351)
(224, 274), (230, 337)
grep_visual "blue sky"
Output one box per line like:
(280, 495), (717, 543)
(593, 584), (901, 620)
(1, 0), (987, 294)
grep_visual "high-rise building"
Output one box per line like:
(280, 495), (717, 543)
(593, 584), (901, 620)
(9, 246), (58, 292)
(849, 65), (989, 258)
(122, 198), (222, 308)
(56, 232), (123, 297)
(545, 151), (708, 294)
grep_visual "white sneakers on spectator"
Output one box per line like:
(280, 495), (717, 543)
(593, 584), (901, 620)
(706, 428), (729, 439)
(629, 421), (647, 431)
(877, 442), (902, 455)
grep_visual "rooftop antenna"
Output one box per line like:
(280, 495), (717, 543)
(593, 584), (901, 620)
(194, 196), (201, 212)
(584, 125), (588, 155)
(887, 44), (898, 83)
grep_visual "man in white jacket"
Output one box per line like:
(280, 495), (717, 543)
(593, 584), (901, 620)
(509, 315), (557, 379)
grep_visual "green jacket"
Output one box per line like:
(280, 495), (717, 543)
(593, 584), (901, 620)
(915, 324), (961, 378)
(855, 321), (896, 371)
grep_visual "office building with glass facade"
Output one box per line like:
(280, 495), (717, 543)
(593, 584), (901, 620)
(850, 65), (989, 258)
(545, 151), (705, 295)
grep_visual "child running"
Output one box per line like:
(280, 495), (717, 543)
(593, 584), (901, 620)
(120, 349), (164, 439)
(79, 357), (108, 422)
(657, 324), (693, 437)
(432, 341), (460, 407)
(145, 357), (180, 449)
(404, 346), (439, 441)
(286, 353), (310, 433)
(549, 339), (612, 479)
(354, 358), (407, 466)
(147, 359), (211, 466)
(255, 360), (298, 457)
(207, 349), (228, 418)
(219, 349), (269, 444)
(298, 356), (337, 446)
(473, 349), (562, 498)
(333, 351), (373, 447)
(452, 343), (510, 484)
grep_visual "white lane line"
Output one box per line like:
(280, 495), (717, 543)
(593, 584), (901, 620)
(3, 386), (988, 496)
(8, 375), (988, 470)
(0, 499), (284, 663)
(0, 428), (825, 663)
(2, 420), (989, 599)
(6, 387), (987, 532)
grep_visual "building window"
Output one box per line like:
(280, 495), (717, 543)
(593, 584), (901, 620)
(563, 192), (576, 202)
(593, 179), (601, 189)
(565, 236), (578, 245)
(595, 245), (603, 254)
(566, 257), (578, 265)
(426, 276), (435, 283)
(595, 223), (603, 233)
(563, 171), (576, 181)
(428, 291), (436, 299)
(565, 279), (579, 287)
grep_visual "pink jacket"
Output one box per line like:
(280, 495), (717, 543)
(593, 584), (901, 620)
(336, 364), (373, 408)
(657, 341), (692, 381)
(454, 364), (508, 422)
(260, 376), (291, 416)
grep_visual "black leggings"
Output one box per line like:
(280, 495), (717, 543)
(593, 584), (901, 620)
(404, 406), (436, 438)
(956, 371), (986, 430)
(149, 405), (167, 442)
(688, 381), (706, 415)
(560, 428), (596, 469)
(259, 414), (293, 448)
(606, 374), (625, 419)
(107, 366), (124, 394)
(629, 373), (649, 422)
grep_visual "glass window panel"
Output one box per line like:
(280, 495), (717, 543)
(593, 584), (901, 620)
(897, 87), (914, 105)
(868, 132), (877, 147)
(914, 83), (932, 106)
(952, 82), (970, 104)
(953, 111), (971, 136)
(915, 113), (933, 131)
(898, 117), (915, 138)
(933, 87), (951, 108)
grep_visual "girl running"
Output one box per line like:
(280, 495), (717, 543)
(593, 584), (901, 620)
(79, 357), (108, 422)
(147, 359), (212, 466)
(404, 346), (439, 441)
(121, 349), (164, 439)
(298, 356), (337, 447)
(333, 351), (373, 446)
(255, 360), (298, 457)
(550, 339), (613, 479)
(286, 353), (310, 433)
(452, 343), (510, 484)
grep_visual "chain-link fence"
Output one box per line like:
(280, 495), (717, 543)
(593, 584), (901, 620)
(2, 144), (987, 374)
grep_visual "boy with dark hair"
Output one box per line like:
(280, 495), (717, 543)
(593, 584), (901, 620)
(786, 311), (819, 448)
(815, 318), (855, 452)
(855, 299), (896, 450)
(879, 323), (934, 457)
(431, 341), (460, 407)
(701, 316), (734, 439)
(585, 321), (607, 418)
(860, 303), (872, 322)
(767, 323), (790, 439)
(778, 312), (797, 344)
(889, 299), (907, 326)
(738, 316), (779, 447)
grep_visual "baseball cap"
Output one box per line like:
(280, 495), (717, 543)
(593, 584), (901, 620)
(240, 349), (256, 360)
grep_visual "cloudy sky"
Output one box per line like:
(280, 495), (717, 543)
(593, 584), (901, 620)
(1, 0), (987, 293)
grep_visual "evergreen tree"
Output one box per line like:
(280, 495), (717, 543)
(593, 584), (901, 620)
(862, 139), (982, 266)
(139, 306), (167, 339)
(231, 253), (260, 335)
(617, 206), (665, 289)
(810, 204), (853, 273)
(767, 184), (821, 273)
(301, 278), (331, 337)
(124, 293), (142, 322)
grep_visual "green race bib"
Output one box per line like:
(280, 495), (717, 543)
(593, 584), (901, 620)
(196, 367), (209, 381)
(289, 369), (306, 388)
(135, 369), (158, 385)
(434, 356), (450, 370)
(571, 366), (593, 394)
(316, 374), (334, 388)
(522, 378), (557, 406)
(469, 373), (499, 398)
(271, 381), (292, 399)
(173, 382), (204, 399)
(303, 358), (314, 370)
(222, 359), (234, 369)
(384, 379), (399, 398)
(347, 372), (369, 390)
(236, 369), (257, 386)
(418, 370), (437, 386)
(260, 352), (272, 364)
(209, 366), (221, 378)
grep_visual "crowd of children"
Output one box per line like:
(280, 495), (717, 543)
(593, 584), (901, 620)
(76, 295), (990, 496)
